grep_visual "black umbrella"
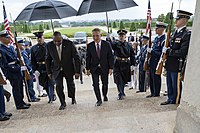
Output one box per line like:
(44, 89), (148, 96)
(15, 0), (77, 32)
(77, 0), (138, 33)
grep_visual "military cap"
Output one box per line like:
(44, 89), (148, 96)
(17, 39), (25, 45)
(33, 31), (44, 38)
(156, 21), (168, 29)
(175, 10), (193, 20)
(142, 35), (149, 40)
(117, 29), (127, 35)
(0, 30), (9, 38)
(24, 41), (30, 46)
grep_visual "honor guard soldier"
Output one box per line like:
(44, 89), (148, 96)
(161, 10), (193, 105)
(137, 35), (149, 93)
(111, 29), (132, 100)
(31, 31), (56, 102)
(0, 30), (30, 110)
(18, 39), (40, 102)
(146, 22), (167, 98)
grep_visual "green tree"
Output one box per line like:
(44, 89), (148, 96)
(164, 12), (174, 31)
(157, 14), (165, 22)
(130, 22), (137, 31)
(39, 24), (44, 31)
(112, 21), (117, 28)
(1, 24), (4, 31)
(119, 21), (125, 30)
(46, 24), (50, 30)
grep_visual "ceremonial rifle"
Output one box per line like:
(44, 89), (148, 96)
(155, 3), (174, 75)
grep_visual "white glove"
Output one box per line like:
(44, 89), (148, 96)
(147, 48), (152, 53)
(162, 46), (169, 54)
(21, 66), (27, 71)
(34, 70), (40, 77)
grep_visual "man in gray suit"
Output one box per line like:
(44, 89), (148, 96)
(46, 31), (81, 110)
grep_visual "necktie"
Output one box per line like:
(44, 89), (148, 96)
(57, 45), (61, 60)
(96, 43), (100, 58)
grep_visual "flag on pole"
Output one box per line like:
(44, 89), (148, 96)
(3, 1), (14, 45)
(145, 0), (152, 34)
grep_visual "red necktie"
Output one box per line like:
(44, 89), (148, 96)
(96, 43), (100, 58)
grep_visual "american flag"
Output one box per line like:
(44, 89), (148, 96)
(3, 2), (14, 45)
(145, 0), (152, 34)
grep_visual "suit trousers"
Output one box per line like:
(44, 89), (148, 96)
(91, 67), (108, 102)
(139, 70), (146, 92)
(55, 71), (76, 105)
(149, 68), (161, 96)
(0, 86), (5, 114)
(166, 71), (182, 104)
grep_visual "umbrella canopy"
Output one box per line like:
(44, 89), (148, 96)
(16, 0), (77, 21)
(77, 0), (138, 33)
(77, 0), (138, 15)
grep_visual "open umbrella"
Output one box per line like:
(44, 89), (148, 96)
(15, 0), (77, 32)
(77, 0), (138, 33)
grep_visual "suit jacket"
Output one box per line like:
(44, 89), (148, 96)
(45, 39), (81, 79)
(165, 27), (191, 72)
(86, 40), (114, 74)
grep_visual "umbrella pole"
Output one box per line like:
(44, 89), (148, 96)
(106, 12), (109, 33)
(51, 19), (55, 33)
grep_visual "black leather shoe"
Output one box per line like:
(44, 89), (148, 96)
(0, 115), (10, 121)
(17, 105), (30, 110)
(103, 96), (108, 102)
(6, 95), (11, 102)
(53, 94), (56, 101)
(129, 87), (133, 90)
(48, 100), (53, 103)
(136, 91), (142, 93)
(31, 98), (40, 102)
(72, 98), (77, 104)
(146, 95), (153, 98)
(38, 93), (47, 97)
(160, 101), (171, 105)
(24, 103), (31, 107)
(95, 101), (102, 106)
(117, 96), (124, 100)
(81, 81), (83, 84)
(3, 112), (12, 117)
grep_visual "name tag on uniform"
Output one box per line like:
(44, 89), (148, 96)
(175, 38), (181, 44)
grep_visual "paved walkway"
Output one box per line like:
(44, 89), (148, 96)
(0, 75), (177, 133)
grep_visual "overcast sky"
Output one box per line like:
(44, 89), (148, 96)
(0, 0), (197, 22)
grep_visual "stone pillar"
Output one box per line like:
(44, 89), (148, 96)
(174, 1), (200, 133)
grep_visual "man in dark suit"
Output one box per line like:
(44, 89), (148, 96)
(86, 28), (114, 106)
(161, 10), (193, 105)
(128, 33), (135, 42)
(46, 31), (81, 110)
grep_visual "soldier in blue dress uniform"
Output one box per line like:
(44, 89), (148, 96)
(161, 10), (193, 105)
(136, 35), (149, 93)
(0, 30), (30, 110)
(146, 22), (167, 98)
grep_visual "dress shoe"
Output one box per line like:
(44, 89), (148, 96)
(103, 96), (108, 102)
(146, 95), (153, 98)
(160, 101), (171, 105)
(129, 87), (133, 90)
(117, 96), (124, 100)
(3, 112), (12, 117)
(59, 103), (66, 110)
(72, 98), (77, 104)
(95, 101), (102, 106)
(80, 81), (83, 84)
(136, 91), (144, 93)
(31, 98), (40, 102)
(17, 105), (30, 110)
(48, 100), (53, 104)
(53, 95), (57, 101)
(24, 103), (31, 107)
(38, 93), (47, 97)
(0, 115), (10, 121)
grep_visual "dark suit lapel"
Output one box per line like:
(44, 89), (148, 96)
(100, 41), (104, 59)
(92, 42), (99, 59)
(61, 43), (66, 61)
(52, 43), (60, 62)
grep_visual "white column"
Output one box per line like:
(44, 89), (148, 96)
(174, 0), (200, 132)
